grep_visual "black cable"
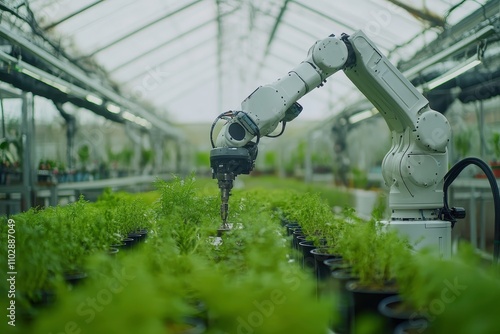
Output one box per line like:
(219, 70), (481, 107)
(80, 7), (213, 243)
(266, 121), (286, 138)
(209, 111), (233, 148)
(0, 98), (5, 138)
(442, 157), (500, 263)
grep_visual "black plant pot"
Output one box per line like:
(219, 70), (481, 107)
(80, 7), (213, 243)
(111, 241), (126, 248)
(311, 248), (342, 298)
(327, 266), (357, 334)
(378, 295), (427, 333)
(165, 316), (206, 334)
(281, 218), (298, 227)
(298, 240), (316, 271)
(128, 232), (145, 243)
(323, 258), (346, 272)
(289, 234), (306, 263)
(64, 270), (88, 287)
(292, 229), (304, 249)
(346, 281), (398, 334)
(285, 223), (301, 236)
(22, 289), (57, 324)
(311, 248), (342, 281)
(122, 237), (136, 249)
(133, 228), (149, 240)
(108, 247), (119, 256)
(394, 318), (430, 334)
(28, 289), (57, 308)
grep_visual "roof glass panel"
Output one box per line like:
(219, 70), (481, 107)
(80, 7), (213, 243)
(7, 0), (494, 123)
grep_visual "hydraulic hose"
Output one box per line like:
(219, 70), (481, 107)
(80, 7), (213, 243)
(442, 157), (500, 263)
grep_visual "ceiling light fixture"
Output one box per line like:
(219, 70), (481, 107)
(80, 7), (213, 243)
(403, 25), (493, 79)
(426, 55), (481, 90)
(106, 103), (121, 114)
(18, 67), (70, 93)
(86, 94), (103, 105)
(122, 111), (152, 129)
(18, 67), (41, 80)
(39, 78), (70, 93)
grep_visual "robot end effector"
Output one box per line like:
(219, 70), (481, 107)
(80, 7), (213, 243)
(209, 102), (303, 224)
(209, 143), (257, 225)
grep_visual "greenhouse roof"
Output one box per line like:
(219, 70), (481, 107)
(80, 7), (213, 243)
(0, 0), (496, 126)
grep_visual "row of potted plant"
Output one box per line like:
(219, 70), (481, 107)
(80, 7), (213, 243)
(0, 189), (155, 322)
(279, 190), (500, 333)
(1, 174), (498, 333)
(0, 175), (335, 333)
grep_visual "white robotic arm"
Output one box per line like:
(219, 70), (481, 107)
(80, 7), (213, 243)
(214, 34), (348, 148)
(211, 30), (455, 255)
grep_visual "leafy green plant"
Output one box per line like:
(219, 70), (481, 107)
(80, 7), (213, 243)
(140, 148), (154, 168)
(351, 167), (368, 189)
(0, 135), (22, 166)
(285, 192), (334, 246)
(77, 144), (90, 165)
(31, 251), (186, 334)
(97, 189), (154, 237)
(1, 208), (64, 310)
(194, 150), (209, 168)
(490, 131), (500, 161)
(262, 150), (277, 172)
(13, 173), (499, 333)
(2, 175), (338, 334)
(155, 174), (209, 224)
(394, 243), (500, 333)
(454, 128), (472, 159)
(154, 175), (221, 254)
(331, 209), (411, 289)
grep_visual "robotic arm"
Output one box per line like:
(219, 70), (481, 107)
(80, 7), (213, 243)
(210, 33), (348, 227)
(210, 30), (456, 255)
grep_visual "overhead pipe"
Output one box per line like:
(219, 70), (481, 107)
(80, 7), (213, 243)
(54, 102), (77, 171)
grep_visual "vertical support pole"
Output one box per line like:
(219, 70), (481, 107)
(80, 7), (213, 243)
(479, 194), (486, 251)
(478, 100), (485, 160)
(162, 139), (177, 173)
(174, 140), (184, 174)
(0, 98), (5, 137)
(66, 116), (76, 172)
(149, 130), (164, 175)
(21, 92), (34, 210)
(277, 146), (285, 178)
(304, 133), (313, 183)
(125, 122), (142, 176)
(469, 186), (477, 248)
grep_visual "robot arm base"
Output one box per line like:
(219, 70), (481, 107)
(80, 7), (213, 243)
(382, 220), (451, 258)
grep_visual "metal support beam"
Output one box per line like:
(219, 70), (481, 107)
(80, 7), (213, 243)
(54, 102), (76, 171)
(0, 25), (184, 138)
(125, 35), (214, 83)
(21, 92), (34, 210)
(84, 0), (204, 57)
(402, 25), (495, 79)
(215, 0), (224, 120)
(42, 0), (105, 30)
(264, 0), (291, 56)
(149, 130), (164, 174)
(292, 0), (356, 32)
(255, 0), (291, 79)
(385, 0), (445, 27)
(108, 16), (223, 73)
(125, 123), (142, 176)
